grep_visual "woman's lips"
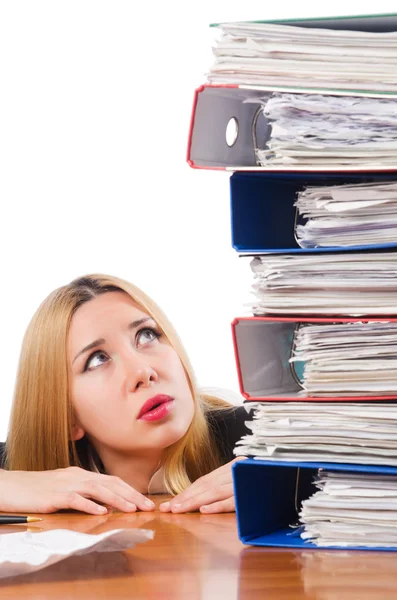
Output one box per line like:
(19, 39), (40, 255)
(138, 395), (175, 422)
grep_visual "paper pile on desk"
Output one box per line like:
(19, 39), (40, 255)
(207, 21), (397, 92)
(234, 402), (397, 466)
(300, 470), (397, 547)
(250, 252), (397, 315)
(0, 528), (154, 579)
(295, 181), (397, 248)
(253, 93), (397, 169)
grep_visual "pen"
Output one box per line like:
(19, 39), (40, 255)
(0, 515), (43, 525)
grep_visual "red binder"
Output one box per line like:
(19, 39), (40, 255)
(187, 84), (397, 172)
(232, 316), (397, 402)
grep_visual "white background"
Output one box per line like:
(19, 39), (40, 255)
(0, 1), (396, 441)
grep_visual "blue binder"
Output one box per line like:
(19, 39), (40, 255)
(233, 459), (397, 551)
(230, 171), (397, 254)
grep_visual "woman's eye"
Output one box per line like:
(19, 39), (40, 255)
(84, 351), (109, 371)
(136, 327), (161, 347)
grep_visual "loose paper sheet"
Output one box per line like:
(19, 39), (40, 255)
(0, 528), (154, 579)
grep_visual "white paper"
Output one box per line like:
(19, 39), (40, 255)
(234, 402), (397, 466)
(253, 93), (397, 170)
(208, 21), (397, 93)
(289, 322), (397, 395)
(250, 253), (397, 315)
(295, 181), (397, 247)
(299, 470), (397, 547)
(0, 528), (154, 579)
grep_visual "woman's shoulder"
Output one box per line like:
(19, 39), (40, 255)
(206, 403), (252, 464)
(0, 442), (6, 468)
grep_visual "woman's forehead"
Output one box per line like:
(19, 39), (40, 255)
(70, 292), (153, 334)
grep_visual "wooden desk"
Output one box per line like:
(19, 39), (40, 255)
(1, 497), (397, 599)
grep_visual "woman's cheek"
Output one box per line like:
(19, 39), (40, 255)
(71, 380), (102, 420)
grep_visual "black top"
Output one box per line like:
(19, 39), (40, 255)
(0, 405), (251, 470)
(207, 405), (251, 464)
(0, 441), (5, 468)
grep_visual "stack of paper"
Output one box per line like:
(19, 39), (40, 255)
(207, 21), (397, 92)
(254, 93), (397, 169)
(290, 322), (397, 396)
(299, 470), (397, 547)
(234, 402), (397, 465)
(250, 252), (397, 315)
(295, 181), (397, 248)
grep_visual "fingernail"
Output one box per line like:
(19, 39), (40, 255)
(126, 502), (137, 511)
(144, 499), (155, 508)
(200, 505), (210, 512)
(97, 506), (107, 514)
(160, 501), (170, 511)
(171, 503), (182, 512)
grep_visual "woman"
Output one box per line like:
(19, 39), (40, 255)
(0, 274), (249, 515)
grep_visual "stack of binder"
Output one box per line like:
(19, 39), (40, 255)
(187, 12), (397, 550)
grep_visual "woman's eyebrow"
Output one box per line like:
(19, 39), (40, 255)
(127, 317), (152, 330)
(73, 339), (105, 364)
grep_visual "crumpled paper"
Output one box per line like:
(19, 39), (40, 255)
(0, 528), (154, 578)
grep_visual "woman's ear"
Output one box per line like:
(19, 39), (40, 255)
(71, 422), (85, 441)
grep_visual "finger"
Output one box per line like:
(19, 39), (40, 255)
(99, 477), (155, 511)
(54, 492), (109, 515)
(159, 457), (243, 512)
(171, 458), (244, 505)
(164, 469), (232, 509)
(164, 460), (238, 509)
(159, 471), (231, 511)
(80, 482), (138, 513)
(199, 496), (235, 514)
(168, 483), (234, 514)
(100, 473), (144, 496)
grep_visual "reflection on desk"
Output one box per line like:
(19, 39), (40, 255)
(0, 496), (397, 599)
(296, 550), (397, 600)
(0, 498), (244, 600)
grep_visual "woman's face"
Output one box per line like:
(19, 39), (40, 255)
(68, 291), (195, 457)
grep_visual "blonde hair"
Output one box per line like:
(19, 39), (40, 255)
(6, 274), (231, 493)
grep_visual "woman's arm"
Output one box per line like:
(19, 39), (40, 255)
(0, 467), (155, 514)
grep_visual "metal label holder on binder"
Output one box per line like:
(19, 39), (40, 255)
(251, 104), (267, 167)
(289, 322), (306, 390)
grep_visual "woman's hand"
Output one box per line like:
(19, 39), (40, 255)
(159, 457), (245, 514)
(0, 467), (155, 515)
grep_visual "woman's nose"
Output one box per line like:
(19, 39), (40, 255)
(121, 354), (158, 392)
